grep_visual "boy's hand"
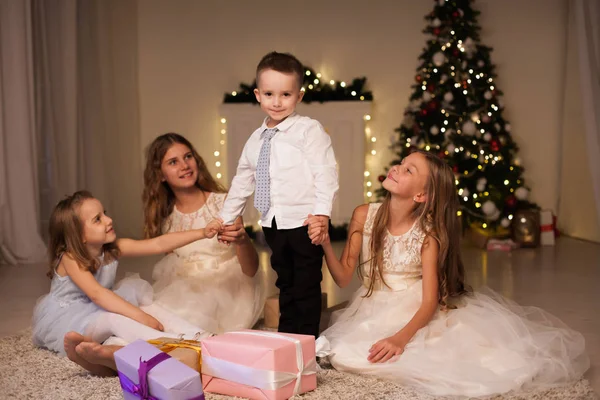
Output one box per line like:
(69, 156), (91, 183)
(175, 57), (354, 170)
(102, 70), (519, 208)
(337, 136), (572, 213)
(205, 219), (223, 239)
(218, 218), (248, 246)
(303, 214), (330, 245)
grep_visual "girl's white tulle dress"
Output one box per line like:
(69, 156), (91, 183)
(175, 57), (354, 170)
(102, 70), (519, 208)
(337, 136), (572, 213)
(317, 203), (589, 397)
(152, 192), (264, 335)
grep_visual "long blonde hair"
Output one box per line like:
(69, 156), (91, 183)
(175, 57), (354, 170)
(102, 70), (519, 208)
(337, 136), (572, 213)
(47, 191), (120, 278)
(142, 133), (226, 238)
(361, 150), (467, 308)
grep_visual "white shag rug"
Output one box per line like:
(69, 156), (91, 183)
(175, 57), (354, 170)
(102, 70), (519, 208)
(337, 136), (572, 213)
(0, 330), (596, 400)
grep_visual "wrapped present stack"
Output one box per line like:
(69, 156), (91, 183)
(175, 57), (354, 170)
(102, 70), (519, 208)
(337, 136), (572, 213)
(201, 329), (317, 400)
(114, 339), (205, 400)
(540, 210), (558, 246)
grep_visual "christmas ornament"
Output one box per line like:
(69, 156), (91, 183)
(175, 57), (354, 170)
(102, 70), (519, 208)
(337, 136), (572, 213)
(490, 139), (500, 152)
(462, 188), (470, 198)
(476, 178), (487, 191)
(432, 18), (441, 27)
(447, 144), (456, 153)
(500, 218), (510, 228)
(433, 28), (441, 36)
(484, 91), (493, 100)
(515, 187), (529, 201)
(438, 151), (446, 159)
(483, 132), (492, 141)
(482, 115), (491, 123)
(499, 135), (507, 145)
(427, 83), (435, 92)
(453, 49), (459, 57)
(422, 91), (432, 102)
(432, 52), (446, 67)
(494, 123), (501, 131)
(415, 75), (423, 82)
(482, 200), (497, 216)
(505, 123), (512, 132)
(477, 60), (485, 67)
(452, 11), (459, 18)
(438, 0), (445, 5)
(453, 165), (459, 173)
(430, 125), (439, 135)
(506, 195), (517, 208)
(428, 100), (439, 110)
(514, 157), (522, 166)
(421, 109), (428, 116)
(443, 92), (454, 102)
(462, 121), (477, 136)
(441, 74), (448, 82)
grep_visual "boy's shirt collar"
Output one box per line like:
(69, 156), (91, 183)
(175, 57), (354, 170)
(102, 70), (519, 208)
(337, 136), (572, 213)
(260, 112), (299, 133)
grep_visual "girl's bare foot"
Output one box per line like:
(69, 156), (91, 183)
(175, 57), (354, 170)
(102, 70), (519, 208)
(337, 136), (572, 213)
(64, 332), (115, 377)
(76, 341), (120, 373)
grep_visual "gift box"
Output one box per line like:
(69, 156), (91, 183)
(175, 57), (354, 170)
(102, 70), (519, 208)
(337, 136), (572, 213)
(486, 238), (519, 252)
(201, 330), (317, 400)
(540, 210), (556, 246)
(148, 336), (204, 373)
(263, 293), (328, 329)
(115, 339), (205, 400)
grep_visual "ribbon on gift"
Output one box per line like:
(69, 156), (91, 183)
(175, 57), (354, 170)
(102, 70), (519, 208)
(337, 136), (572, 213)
(202, 331), (317, 396)
(118, 352), (205, 400)
(147, 337), (204, 372)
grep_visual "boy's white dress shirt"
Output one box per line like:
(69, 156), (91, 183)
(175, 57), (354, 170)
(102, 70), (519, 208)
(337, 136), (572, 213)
(220, 113), (338, 229)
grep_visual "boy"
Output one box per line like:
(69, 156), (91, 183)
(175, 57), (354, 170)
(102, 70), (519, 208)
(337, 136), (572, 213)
(219, 51), (338, 338)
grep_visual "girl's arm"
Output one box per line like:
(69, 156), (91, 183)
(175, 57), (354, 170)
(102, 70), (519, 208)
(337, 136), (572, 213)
(117, 220), (221, 257)
(368, 236), (440, 363)
(62, 254), (163, 331)
(217, 216), (259, 277)
(232, 217), (259, 277)
(307, 204), (368, 288)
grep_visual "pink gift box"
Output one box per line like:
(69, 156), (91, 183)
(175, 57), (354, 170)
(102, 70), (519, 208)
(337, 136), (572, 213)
(201, 330), (317, 400)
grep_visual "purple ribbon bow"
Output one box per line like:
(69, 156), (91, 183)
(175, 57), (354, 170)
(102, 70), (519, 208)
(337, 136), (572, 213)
(118, 352), (204, 400)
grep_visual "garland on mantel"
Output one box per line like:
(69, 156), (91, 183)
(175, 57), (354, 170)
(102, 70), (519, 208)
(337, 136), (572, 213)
(223, 66), (373, 104)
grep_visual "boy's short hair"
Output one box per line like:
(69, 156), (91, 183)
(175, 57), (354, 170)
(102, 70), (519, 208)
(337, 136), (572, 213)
(256, 51), (304, 88)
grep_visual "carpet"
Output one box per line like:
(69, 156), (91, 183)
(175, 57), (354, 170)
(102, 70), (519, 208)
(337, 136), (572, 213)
(0, 330), (596, 400)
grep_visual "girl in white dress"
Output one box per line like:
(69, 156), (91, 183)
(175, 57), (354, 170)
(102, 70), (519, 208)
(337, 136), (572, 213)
(142, 133), (264, 334)
(307, 150), (589, 397)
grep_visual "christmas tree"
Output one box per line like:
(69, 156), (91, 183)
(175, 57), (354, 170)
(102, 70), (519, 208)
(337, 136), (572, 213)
(380, 0), (537, 234)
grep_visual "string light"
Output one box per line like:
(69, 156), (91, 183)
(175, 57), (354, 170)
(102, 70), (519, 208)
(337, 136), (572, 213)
(214, 117), (228, 180)
(364, 114), (376, 200)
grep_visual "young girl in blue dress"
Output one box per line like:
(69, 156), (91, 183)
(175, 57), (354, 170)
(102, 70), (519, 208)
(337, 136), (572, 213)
(32, 190), (220, 365)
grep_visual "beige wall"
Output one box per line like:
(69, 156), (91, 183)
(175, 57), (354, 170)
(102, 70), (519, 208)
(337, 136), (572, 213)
(137, 0), (598, 241)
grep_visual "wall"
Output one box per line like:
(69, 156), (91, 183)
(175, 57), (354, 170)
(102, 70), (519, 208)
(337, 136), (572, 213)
(137, 0), (595, 237)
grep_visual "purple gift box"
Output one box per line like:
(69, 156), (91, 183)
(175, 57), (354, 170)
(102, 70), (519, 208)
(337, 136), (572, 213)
(114, 339), (205, 400)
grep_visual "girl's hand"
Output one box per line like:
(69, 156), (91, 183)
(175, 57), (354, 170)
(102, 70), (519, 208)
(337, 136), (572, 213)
(303, 214), (330, 245)
(139, 312), (164, 332)
(217, 217), (248, 246)
(367, 334), (409, 363)
(205, 219), (222, 239)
